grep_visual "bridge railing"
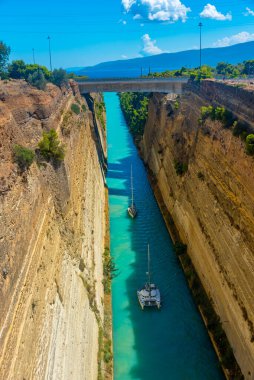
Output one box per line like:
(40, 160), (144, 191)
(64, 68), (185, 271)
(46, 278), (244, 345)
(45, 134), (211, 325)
(76, 77), (190, 83)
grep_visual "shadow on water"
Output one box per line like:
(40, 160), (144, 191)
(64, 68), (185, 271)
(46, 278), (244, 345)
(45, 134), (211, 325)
(105, 92), (224, 380)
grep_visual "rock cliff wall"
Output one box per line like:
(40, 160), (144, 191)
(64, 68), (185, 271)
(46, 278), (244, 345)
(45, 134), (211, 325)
(141, 81), (254, 379)
(0, 80), (107, 379)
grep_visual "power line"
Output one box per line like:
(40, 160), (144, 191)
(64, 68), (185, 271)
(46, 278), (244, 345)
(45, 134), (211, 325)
(199, 22), (203, 70)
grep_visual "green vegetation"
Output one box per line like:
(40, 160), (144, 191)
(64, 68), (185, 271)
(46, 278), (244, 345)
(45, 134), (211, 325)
(145, 65), (213, 80)
(174, 100), (180, 110)
(174, 161), (188, 176)
(246, 134), (254, 155)
(13, 144), (35, 170)
(103, 247), (116, 294)
(67, 72), (89, 81)
(38, 129), (65, 162)
(71, 103), (81, 115)
(145, 60), (254, 80)
(6, 58), (69, 90)
(0, 41), (11, 78)
(51, 68), (68, 87)
(200, 106), (235, 128)
(200, 105), (254, 156)
(27, 70), (47, 90)
(119, 92), (149, 139)
(95, 99), (106, 130)
(232, 120), (250, 140)
(81, 104), (86, 112)
(8, 60), (51, 80)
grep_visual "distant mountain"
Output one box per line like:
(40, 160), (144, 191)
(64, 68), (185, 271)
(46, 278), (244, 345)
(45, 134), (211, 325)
(70, 41), (254, 78)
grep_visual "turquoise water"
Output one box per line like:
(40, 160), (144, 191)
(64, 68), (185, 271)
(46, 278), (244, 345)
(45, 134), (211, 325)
(105, 92), (224, 380)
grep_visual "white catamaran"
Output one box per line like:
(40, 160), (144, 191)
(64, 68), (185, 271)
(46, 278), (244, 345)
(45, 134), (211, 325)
(127, 165), (137, 218)
(137, 244), (161, 310)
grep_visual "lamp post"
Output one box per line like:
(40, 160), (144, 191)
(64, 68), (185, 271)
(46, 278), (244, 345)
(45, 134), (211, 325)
(47, 36), (52, 72)
(32, 48), (35, 64)
(198, 22), (203, 72)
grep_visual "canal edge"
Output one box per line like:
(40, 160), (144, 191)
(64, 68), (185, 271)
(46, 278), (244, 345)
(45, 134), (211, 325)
(144, 165), (242, 380)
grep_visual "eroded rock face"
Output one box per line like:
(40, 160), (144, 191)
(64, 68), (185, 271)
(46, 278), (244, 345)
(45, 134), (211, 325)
(141, 83), (254, 379)
(0, 80), (106, 379)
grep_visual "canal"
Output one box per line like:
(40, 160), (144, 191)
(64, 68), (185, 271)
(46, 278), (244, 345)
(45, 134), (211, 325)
(105, 92), (223, 380)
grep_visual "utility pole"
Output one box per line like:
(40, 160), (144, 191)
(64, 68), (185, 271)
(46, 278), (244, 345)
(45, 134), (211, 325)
(47, 36), (52, 72)
(198, 22), (203, 72)
(148, 66), (151, 76)
(141, 67), (143, 78)
(32, 48), (35, 64)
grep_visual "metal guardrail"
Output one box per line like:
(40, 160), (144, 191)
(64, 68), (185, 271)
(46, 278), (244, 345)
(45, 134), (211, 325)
(76, 77), (190, 83)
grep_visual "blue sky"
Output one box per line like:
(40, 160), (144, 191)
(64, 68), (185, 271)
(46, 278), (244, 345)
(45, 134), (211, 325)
(0, 0), (254, 68)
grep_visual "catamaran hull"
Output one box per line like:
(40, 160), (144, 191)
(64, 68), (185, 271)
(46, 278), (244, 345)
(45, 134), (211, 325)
(137, 291), (161, 310)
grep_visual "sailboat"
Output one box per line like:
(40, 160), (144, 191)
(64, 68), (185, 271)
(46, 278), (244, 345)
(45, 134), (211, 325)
(137, 244), (161, 310)
(127, 165), (137, 218)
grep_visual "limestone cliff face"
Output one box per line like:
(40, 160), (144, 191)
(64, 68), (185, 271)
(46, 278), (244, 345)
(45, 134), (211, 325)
(141, 81), (254, 379)
(0, 80), (107, 379)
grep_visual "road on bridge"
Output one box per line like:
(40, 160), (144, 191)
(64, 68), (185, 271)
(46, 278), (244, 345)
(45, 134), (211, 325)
(77, 78), (189, 94)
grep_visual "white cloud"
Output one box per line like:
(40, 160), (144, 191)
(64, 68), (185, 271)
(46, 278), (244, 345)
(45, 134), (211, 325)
(118, 18), (127, 24)
(121, 54), (128, 59)
(140, 33), (167, 56)
(122, 0), (136, 11)
(213, 31), (254, 47)
(133, 14), (142, 19)
(244, 7), (254, 16)
(122, 0), (191, 23)
(200, 4), (232, 21)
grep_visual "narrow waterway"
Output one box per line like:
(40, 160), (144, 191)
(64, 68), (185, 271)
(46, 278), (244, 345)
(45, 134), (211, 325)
(105, 92), (224, 380)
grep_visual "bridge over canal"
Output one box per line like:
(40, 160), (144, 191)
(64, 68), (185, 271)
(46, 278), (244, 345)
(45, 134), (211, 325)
(78, 78), (189, 94)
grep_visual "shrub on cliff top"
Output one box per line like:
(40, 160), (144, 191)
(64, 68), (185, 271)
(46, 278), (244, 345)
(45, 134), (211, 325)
(38, 129), (65, 162)
(27, 70), (47, 91)
(51, 68), (68, 87)
(232, 120), (250, 140)
(13, 144), (35, 170)
(8, 60), (51, 81)
(246, 134), (254, 155)
(200, 106), (234, 128)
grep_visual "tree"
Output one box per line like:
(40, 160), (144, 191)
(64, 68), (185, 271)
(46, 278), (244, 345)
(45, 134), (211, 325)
(0, 41), (11, 76)
(8, 60), (27, 79)
(243, 60), (254, 76)
(13, 145), (35, 170)
(246, 134), (254, 155)
(25, 64), (51, 80)
(38, 129), (65, 161)
(27, 70), (47, 90)
(198, 65), (213, 79)
(8, 61), (51, 81)
(216, 62), (240, 78)
(51, 68), (68, 87)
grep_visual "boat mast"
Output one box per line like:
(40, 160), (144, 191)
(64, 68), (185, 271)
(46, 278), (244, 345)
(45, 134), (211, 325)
(147, 244), (151, 293)
(131, 165), (134, 208)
